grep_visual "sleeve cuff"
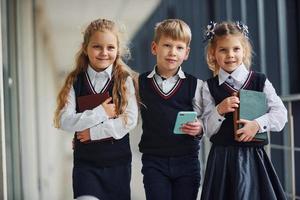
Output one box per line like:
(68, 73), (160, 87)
(93, 105), (109, 123)
(213, 107), (225, 123)
(255, 116), (269, 133)
(89, 122), (111, 140)
(90, 125), (101, 140)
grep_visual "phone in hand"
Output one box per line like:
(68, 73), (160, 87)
(173, 111), (197, 134)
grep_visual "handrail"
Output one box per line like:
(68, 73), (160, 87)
(281, 94), (300, 102)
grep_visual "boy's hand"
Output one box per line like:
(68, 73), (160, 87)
(217, 96), (240, 115)
(76, 129), (91, 142)
(102, 97), (116, 118)
(181, 119), (203, 136)
(236, 119), (260, 142)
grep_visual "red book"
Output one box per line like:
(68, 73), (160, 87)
(76, 92), (113, 143)
(77, 92), (110, 112)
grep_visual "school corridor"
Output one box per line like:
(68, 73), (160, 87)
(0, 0), (300, 199)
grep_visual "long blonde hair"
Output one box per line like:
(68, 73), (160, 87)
(54, 19), (134, 128)
(205, 21), (253, 76)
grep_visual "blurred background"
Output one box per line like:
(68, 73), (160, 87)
(0, 0), (299, 199)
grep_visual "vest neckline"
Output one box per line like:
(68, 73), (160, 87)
(222, 71), (253, 94)
(84, 71), (112, 94)
(150, 77), (183, 99)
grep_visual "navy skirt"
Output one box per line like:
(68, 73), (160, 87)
(73, 162), (131, 200)
(201, 145), (287, 200)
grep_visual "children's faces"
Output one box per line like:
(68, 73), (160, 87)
(85, 31), (118, 72)
(151, 35), (190, 78)
(213, 35), (244, 73)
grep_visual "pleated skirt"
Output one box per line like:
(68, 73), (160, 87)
(201, 145), (287, 200)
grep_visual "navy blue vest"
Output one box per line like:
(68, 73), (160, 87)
(73, 71), (131, 167)
(207, 71), (267, 146)
(138, 72), (200, 156)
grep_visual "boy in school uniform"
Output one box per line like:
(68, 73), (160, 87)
(138, 19), (203, 200)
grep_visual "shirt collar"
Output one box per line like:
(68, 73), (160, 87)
(87, 64), (113, 81)
(218, 63), (249, 85)
(147, 65), (186, 79)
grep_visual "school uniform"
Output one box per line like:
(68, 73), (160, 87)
(60, 65), (138, 200)
(139, 66), (203, 200)
(201, 64), (287, 200)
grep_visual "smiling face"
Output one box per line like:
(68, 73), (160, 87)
(151, 35), (190, 78)
(213, 35), (244, 73)
(85, 30), (118, 72)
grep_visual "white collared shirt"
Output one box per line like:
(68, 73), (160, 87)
(147, 66), (204, 126)
(218, 63), (249, 90)
(147, 66), (187, 94)
(87, 63), (112, 92)
(202, 64), (287, 138)
(59, 64), (138, 140)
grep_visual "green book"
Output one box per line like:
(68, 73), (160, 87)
(235, 89), (268, 141)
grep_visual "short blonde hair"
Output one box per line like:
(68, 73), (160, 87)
(153, 19), (192, 46)
(205, 21), (253, 76)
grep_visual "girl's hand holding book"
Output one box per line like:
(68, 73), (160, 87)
(101, 97), (116, 118)
(236, 119), (260, 142)
(76, 129), (91, 142)
(217, 96), (240, 115)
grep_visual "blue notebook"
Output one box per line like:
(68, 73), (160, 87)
(235, 89), (268, 141)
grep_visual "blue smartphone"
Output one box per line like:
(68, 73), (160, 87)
(173, 111), (197, 134)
